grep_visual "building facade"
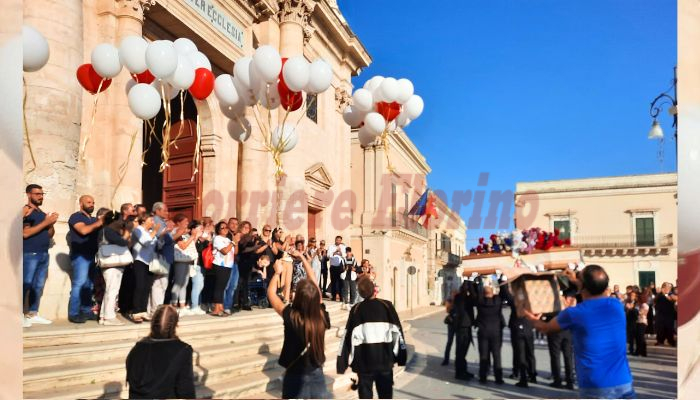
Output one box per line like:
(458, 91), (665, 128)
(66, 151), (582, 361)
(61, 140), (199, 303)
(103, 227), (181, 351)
(23, 0), (372, 319)
(349, 128), (467, 312)
(514, 173), (678, 289)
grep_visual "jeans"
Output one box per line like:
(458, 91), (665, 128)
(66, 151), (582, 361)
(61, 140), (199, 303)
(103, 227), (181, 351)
(223, 263), (239, 309)
(170, 262), (191, 305)
(23, 251), (50, 314)
(358, 370), (393, 399)
(68, 253), (96, 318)
(190, 265), (204, 309)
(282, 367), (331, 399)
(343, 279), (357, 304)
(100, 267), (123, 320)
(579, 382), (636, 399)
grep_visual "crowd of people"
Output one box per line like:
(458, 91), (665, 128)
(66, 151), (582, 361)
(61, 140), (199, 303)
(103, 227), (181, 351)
(442, 265), (678, 398)
(21, 184), (378, 327)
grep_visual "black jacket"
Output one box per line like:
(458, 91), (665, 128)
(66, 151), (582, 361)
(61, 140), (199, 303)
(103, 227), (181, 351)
(452, 282), (476, 329)
(337, 298), (407, 374)
(126, 338), (195, 399)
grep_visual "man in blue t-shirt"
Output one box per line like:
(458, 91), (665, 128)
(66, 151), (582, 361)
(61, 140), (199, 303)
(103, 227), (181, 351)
(22, 184), (59, 327)
(524, 265), (635, 399)
(67, 195), (104, 323)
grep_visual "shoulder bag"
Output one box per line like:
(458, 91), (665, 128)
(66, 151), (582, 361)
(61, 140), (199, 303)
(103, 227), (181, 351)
(96, 231), (133, 268)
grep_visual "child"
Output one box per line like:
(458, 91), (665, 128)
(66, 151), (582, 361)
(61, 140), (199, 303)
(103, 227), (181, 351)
(340, 247), (357, 310)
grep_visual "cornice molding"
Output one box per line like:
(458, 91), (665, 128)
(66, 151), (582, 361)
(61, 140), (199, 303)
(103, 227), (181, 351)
(100, 0), (155, 22)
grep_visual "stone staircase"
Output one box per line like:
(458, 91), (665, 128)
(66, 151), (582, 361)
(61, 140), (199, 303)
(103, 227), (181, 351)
(23, 302), (353, 399)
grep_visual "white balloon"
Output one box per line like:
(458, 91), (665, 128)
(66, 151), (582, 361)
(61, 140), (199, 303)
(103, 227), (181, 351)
(220, 101), (246, 119)
(249, 64), (263, 94)
(352, 88), (373, 112)
(358, 126), (377, 146)
(227, 118), (251, 143)
(396, 110), (411, 127)
(342, 106), (365, 128)
(252, 45), (282, 83)
(404, 94), (424, 120)
(174, 38), (197, 56)
(364, 112), (386, 135)
(214, 74), (241, 106)
(233, 76), (256, 106)
(233, 56), (253, 88)
(282, 56), (310, 92)
(22, 25), (50, 72)
(188, 51), (211, 70)
(119, 36), (148, 74)
(128, 83), (161, 120)
(167, 53), (195, 90)
(151, 80), (180, 100)
(364, 76), (384, 91)
(306, 59), (332, 94)
(146, 40), (178, 79)
(396, 78), (414, 104)
(91, 43), (122, 78)
(378, 77), (399, 103)
(271, 124), (298, 153)
(258, 84), (281, 109)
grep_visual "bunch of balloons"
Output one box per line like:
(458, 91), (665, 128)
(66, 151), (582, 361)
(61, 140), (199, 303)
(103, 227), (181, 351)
(342, 76), (424, 146)
(213, 44), (332, 152)
(75, 37), (215, 121)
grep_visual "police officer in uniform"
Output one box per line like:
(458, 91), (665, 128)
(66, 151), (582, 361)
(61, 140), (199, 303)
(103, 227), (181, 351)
(474, 274), (506, 384)
(452, 279), (476, 380)
(543, 288), (576, 390)
(501, 280), (537, 388)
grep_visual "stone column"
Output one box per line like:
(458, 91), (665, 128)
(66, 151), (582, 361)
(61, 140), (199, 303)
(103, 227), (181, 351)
(275, 0), (316, 233)
(80, 0), (153, 207)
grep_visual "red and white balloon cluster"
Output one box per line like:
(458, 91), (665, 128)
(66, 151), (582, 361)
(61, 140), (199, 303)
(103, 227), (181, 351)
(74, 37), (215, 121)
(214, 45), (332, 148)
(342, 76), (424, 146)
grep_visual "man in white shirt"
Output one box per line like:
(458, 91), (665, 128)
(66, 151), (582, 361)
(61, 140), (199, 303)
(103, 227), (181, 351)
(327, 235), (346, 302)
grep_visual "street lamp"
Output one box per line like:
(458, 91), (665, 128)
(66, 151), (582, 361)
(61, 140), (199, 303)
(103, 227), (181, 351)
(647, 67), (678, 168)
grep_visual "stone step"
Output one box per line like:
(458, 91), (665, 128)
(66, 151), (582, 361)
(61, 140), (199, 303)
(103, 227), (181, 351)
(23, 302), (345, 348)
(24, 324), (347, 394)
(23, 333), (346, 399)
(23, 309), (349, 370)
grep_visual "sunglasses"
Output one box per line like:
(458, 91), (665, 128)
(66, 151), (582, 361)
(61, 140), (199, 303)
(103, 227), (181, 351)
(263, 229), (271, 232)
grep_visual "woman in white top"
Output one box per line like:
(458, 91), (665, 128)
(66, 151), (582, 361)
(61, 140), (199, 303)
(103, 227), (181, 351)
(635, 292), (650, 357)
(130, 214), (160, 323)
(210, 221), (234, 316)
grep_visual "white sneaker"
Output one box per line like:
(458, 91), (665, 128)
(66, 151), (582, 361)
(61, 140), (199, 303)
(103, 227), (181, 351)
(102, 318), (125, 326)
(191, 308), (206, 315)
(27, 315), (52, 325)
(178, 308), (191, 316)
(23, 316), (32, 328)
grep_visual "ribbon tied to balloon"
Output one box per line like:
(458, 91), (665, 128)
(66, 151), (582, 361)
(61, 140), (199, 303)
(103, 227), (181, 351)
(342, 76), (424, 171)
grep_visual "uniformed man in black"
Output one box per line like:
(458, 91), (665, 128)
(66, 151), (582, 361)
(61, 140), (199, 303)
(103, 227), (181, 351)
(452, 280), (476, 380)
(501, 280), (537, 388)
(474, 275), (506, 384)
(543, 288), (576, 390)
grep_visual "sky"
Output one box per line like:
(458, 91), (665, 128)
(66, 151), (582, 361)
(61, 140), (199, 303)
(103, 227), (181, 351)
(339, 0), (677, 249)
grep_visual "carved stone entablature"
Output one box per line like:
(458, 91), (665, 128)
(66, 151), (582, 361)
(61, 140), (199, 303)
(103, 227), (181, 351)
(335, 86), (351, 113)
(278, 0), (316, 27)
(248, 0), (277, 22)
(111, 0), (155, 22)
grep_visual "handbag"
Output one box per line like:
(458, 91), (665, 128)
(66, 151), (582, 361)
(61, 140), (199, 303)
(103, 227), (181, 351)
(96, 230), (133, 268)
(149, 255), (170, 275)
(174, 238), (198, 263)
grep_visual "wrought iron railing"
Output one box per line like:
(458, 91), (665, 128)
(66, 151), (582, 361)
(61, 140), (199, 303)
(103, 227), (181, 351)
(393, 213), (428, 237)
(439, 250), (461, 266)
(571, 234), (674, 248)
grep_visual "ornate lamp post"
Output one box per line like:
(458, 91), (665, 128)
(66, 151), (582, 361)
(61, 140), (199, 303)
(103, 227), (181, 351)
(648, 67), (678, 168)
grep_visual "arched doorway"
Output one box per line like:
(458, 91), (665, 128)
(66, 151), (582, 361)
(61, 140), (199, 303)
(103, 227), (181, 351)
(142, 91), (202, 220)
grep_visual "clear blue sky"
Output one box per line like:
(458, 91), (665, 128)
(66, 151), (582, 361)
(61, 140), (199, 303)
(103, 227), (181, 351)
(340, 0), (677, 249)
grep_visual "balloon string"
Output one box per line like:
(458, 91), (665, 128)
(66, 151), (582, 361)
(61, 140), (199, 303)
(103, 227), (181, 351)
(80, 79), (105, 161)
(191, 115), (201, 182)
(141, 119), (157, 166)
(293, 93), (316, 131)
(170, 90), (185, 150)
(111, 127), (139, 209)
(381, 127), (394, 173)
(159, 82), (171, 172)
(22, 77), (37, 174)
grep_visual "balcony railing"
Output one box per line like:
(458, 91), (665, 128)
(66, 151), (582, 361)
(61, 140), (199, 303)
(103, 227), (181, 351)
(393, 213), (429, 238)
(571, 234), (674, 249)
(440, 250), (461, 266)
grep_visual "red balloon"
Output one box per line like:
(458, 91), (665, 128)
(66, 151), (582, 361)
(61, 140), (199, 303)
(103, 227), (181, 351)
(189, 68), (214, 100)
(131, 70), (155, 84)
(278, 79), (302, 111)
(76, 63), (112, 95)
(376, 101), (402, 122)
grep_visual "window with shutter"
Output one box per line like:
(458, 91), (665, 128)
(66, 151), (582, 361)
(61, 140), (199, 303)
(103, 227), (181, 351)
(635, 217), (655, 246)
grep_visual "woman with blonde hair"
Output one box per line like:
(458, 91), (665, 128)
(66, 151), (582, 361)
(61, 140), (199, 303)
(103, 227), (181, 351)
(125, 304), (195, 399)
(268, 247), (331, 398)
